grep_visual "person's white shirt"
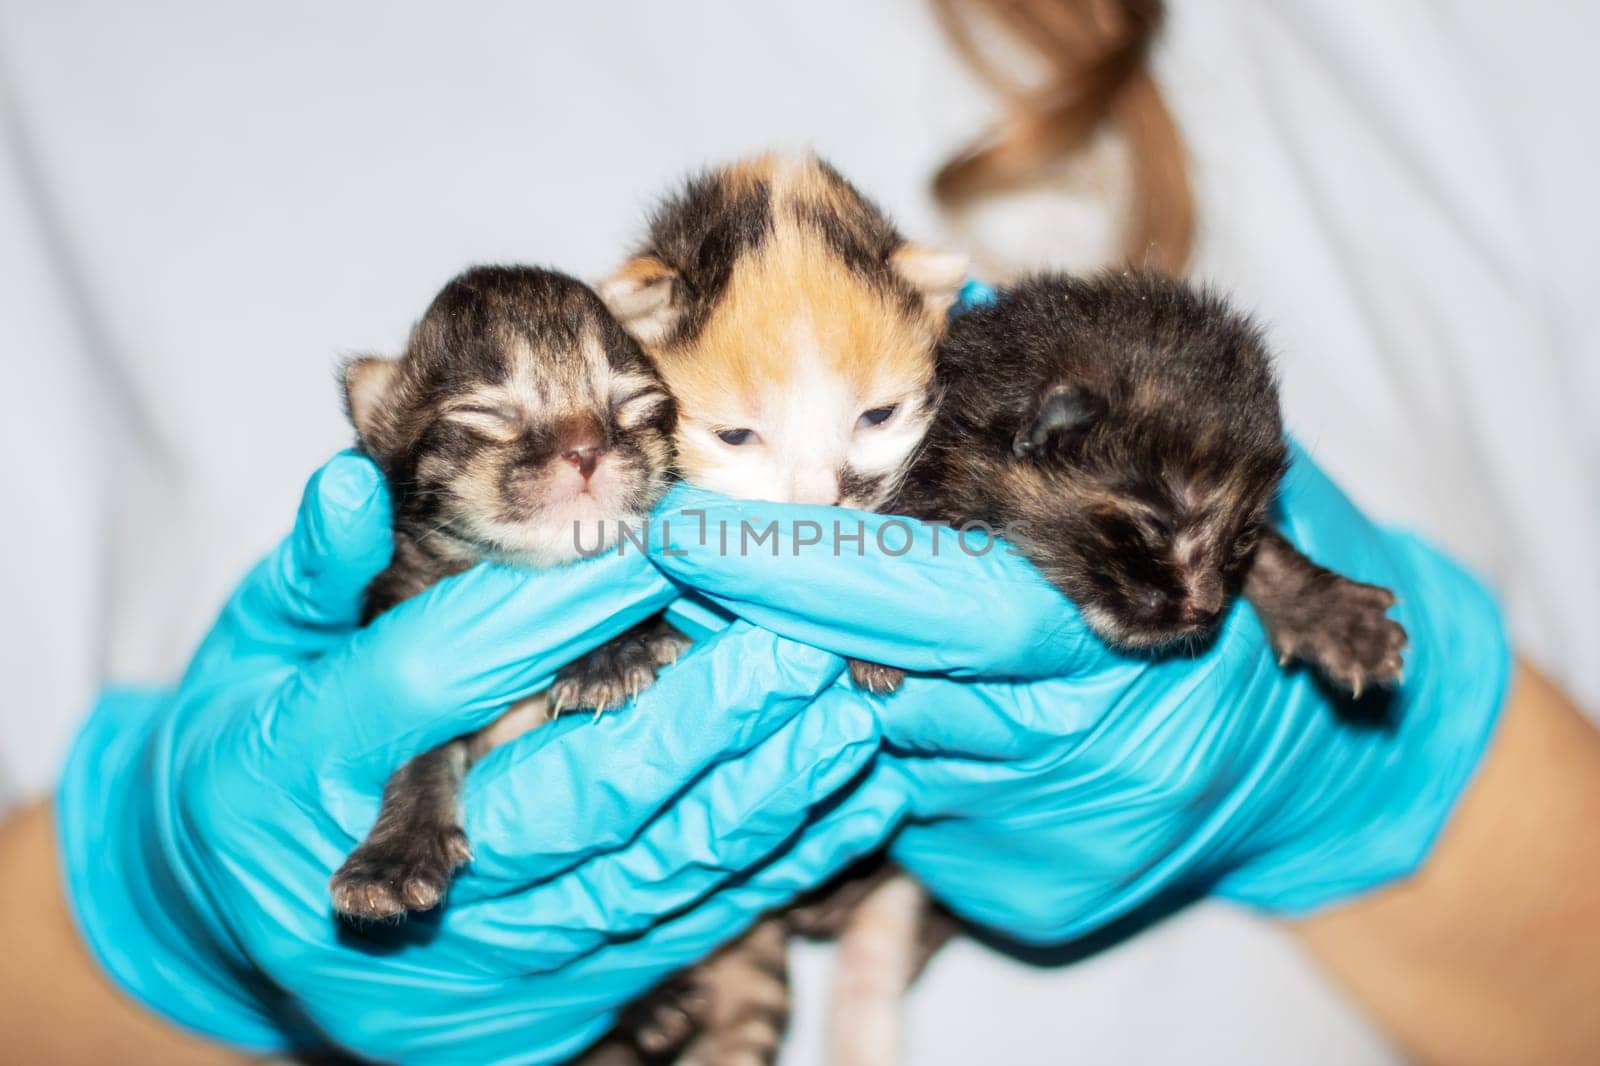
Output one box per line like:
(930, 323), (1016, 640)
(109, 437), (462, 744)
(2, 2), (1595, 1062)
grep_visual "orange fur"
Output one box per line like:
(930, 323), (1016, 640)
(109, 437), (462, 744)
(629, 156), (950, 498)
(659, 225), (940, 487)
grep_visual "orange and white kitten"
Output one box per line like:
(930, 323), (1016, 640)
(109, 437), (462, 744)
(600, 152), (964, 510)
(584, 153), (966, 1066)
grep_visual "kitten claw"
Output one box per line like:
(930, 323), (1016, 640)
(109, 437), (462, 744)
(1264, 574), (1407, 696)
(552, 622), (691, 714)
(847, 659), (906, 695)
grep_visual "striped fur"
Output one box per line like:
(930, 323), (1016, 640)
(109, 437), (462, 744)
(329, 266), (679, 923)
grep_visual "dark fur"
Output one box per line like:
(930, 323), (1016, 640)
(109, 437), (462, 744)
(794, 158), (926, 316)
(631, 169), (774, 348)
(898, 270), (1406, 689)
(329, 265), (681, 922)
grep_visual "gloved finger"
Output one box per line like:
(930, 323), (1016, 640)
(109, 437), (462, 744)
(872, 670), (1113, 761)
(874, 598), (1278, 762)
(887, 816), (1110, 945)
(453, 682), (884, 964)
(888, 771), (1213, 947)
(470, 762), (914, 996)
(882, 621), (1295, 942)
(192, 452), (393, 671)
(649, 484), (1099, 679)
(273, 550), (678, 774)
(305, 766), (915, 1063)
(459, 622), (851, 886)
(637, 761), (914, 952)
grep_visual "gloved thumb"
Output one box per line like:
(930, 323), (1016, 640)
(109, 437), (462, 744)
(278, 451), (394, 627)
(194, 452), (393, 670)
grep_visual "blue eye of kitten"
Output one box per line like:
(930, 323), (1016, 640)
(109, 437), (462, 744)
(716, 428), (755, 446)
(857, 404), (897, 428)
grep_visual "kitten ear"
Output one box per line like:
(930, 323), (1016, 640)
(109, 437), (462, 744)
(1014, 385), (1106, 460)
(890, 243), (970, 315)
(342, 355), (400, 454)
(598, 255), (680, 346)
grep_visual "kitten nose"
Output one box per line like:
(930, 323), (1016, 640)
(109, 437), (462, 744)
(789, 470), (841, 506)
(554, 417), (606, 480)
(563, 443), (604, 480)
(1180, 571), (1225, 625)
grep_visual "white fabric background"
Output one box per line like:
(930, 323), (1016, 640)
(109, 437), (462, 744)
(1, 1), (1594, 1062)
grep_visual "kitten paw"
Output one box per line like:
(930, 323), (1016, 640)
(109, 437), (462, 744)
(621, 970), (710, 1058)
(551, 625), (692, 713)
(1267, 577), (1407, 696)
(330, 825), (472, 920)
(847, 659), (905, 694)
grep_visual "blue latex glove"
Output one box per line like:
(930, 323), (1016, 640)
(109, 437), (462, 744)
(650, 444), (1513, 941)
(57, 453), (896, 1064)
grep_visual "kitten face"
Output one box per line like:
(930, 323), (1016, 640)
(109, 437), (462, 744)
(601, 153), (964, 509)
(1002, 435), (1282, 648)
(345, 266), (674, 565)
(911, 270), (1289, 650)
(660, 241), (942, 509)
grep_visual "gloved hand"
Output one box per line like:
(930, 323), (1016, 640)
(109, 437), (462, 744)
(56, 453), (895, 1064)
(650, 444), (1513, 941)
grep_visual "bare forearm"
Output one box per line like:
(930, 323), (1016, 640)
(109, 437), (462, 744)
(1291, 661), (1600, 1065)
(0, 800), (248, 1065)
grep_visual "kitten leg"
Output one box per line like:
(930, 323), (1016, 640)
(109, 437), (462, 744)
(789, 856), (957, 1016)
(331, 617), (689, 922)
(846, 659), (905, 695)
(550, 616), (691, 714)
(599, 921), (791, 1066)
(330, 738), (473, 920)
(673, 919), (792, 1066)
(332, 693), (550, 921)
(467, 692), (553, 759)
(910, 904), (960, 978)
(786, 857), (905, 938)
(596, 862), (952, 1066)
(1244, 527), (1408, 695)
(825, 873), (927, 1066)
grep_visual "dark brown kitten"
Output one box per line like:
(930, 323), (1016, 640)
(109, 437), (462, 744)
(896, 269), (1406, 693)
(329, 265), (682, 921)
